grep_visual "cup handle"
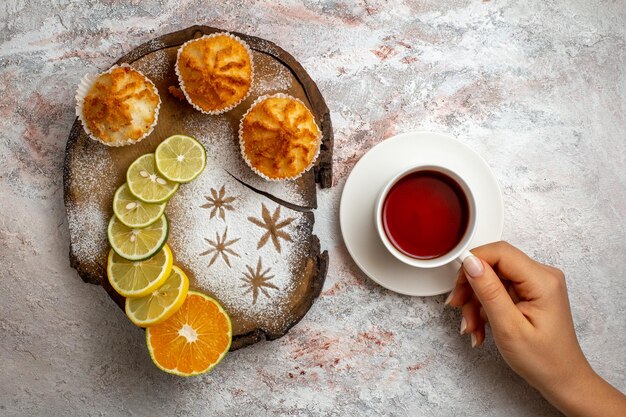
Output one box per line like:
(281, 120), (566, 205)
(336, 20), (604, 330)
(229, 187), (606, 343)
(456, 249), (473, 265)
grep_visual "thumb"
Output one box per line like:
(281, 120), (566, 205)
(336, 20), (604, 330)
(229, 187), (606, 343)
(463, 255), (525, 332)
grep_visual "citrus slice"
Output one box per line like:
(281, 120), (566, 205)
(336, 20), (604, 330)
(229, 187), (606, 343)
(107, 244), (174, 298)
(146, 291), (232, 377)
(125, 265), (189, 327)
(155, 135), (207, 183)
(107, 214), (168, 261)
(127, 153), (179, 203)
(112, 183), (166, 228)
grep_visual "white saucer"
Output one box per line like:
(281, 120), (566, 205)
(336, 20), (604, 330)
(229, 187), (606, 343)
(339, 131), (504, 296)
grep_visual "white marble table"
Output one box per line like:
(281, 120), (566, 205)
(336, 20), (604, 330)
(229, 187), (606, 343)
(1, 1), (624, 415)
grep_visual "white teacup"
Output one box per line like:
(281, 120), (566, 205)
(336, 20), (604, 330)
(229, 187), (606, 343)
(374, 164), (477, 268)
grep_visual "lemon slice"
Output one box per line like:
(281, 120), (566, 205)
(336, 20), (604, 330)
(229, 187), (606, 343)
(125, 266), (189, 327)
(107, 244), (174, 298)
(112, 183), (166, 228)
(127, 154), (179, 203)
(155, 135), (206, 183)
(107, 214), (168, 261)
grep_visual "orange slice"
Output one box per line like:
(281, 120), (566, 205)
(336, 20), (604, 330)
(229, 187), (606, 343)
(146, 291), (232, 376)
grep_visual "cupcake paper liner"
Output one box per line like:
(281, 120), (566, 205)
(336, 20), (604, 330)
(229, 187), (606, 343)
(238, 93), (322, 182)
(75, 63), (161, 147)
(175, 32), (255, 115)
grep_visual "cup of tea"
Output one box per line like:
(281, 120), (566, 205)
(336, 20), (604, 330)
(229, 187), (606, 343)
(374, 164), (477, 268)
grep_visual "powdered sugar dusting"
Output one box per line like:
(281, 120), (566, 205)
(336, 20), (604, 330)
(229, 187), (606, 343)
(67, 199), (108, 266)
(250, 54), (292, 96)
(166, 133), (311, 331)
(65, 143), (114, 266)
(253, 38), (282, 57)
(145, 38), (166, 51)
(69, 144), (116, 195)
(133, 49), (171, 81)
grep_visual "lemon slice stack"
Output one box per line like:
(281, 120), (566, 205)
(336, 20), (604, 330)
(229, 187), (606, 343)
(105, 135), (206, 327)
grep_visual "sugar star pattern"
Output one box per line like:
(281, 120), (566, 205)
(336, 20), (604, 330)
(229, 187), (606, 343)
(240, 257), (278, 304)
(200, 185), (237, 221)
(248, 203), (294, 253)
(199, 227), (241, 267)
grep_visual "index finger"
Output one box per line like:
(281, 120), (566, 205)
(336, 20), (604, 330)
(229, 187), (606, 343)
(469, 241), (546, 285)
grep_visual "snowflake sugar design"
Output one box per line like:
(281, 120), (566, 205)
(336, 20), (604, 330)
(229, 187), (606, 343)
(199, 226), (240, 268)
(248, 203), (294, 253)
(240, 257), (278, 304)
(200, 185), (237, 221)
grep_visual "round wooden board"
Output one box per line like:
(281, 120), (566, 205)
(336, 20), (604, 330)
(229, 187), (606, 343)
(64, 26), (333, 350)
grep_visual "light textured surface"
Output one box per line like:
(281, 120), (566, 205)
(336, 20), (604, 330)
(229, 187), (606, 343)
(1, 0), (625, 415)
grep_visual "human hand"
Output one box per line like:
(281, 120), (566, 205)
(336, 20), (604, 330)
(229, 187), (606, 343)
(446, 241), (626, 416)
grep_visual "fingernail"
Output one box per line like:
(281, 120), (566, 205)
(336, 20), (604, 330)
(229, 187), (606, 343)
(444, 289), (455, 305)
(463, 255), (484, 278)
(460, 317), (467, 335)
(471, 332), (477, 348)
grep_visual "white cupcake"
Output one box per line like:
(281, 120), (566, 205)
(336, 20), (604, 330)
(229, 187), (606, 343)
(175, 33), (254, 115)
(239, 93), (322, 181)
(75, 64), (161, 147)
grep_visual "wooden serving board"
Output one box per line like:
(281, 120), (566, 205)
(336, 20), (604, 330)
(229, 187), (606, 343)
(64, 26), (333, 350)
